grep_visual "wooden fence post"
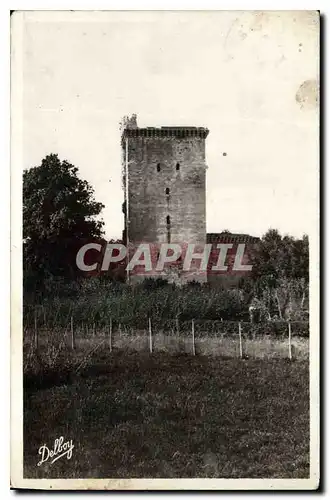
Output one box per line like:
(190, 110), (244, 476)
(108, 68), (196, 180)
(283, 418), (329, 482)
(71, 315), (75, 350)
(176, 317), (179, 336)
(148, 317), (153, 353)
(238, 321), (243, 358)
(34, 309), (38, 350)
(192, 319), (195, 356)
(70, 316), (75, 349)
(109, 318), (112, 353)
(288, 321), (292, 360)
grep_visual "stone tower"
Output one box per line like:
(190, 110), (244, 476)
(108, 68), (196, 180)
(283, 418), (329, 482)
(122, 117), (209, 282)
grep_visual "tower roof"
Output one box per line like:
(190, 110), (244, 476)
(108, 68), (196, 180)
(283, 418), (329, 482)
(207, 232), (260, 244)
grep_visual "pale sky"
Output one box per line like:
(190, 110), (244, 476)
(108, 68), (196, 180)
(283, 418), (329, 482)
(21, 10), (319, 239)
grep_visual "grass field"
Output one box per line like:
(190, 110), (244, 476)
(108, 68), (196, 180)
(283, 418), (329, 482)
(24, 352), (309, 479)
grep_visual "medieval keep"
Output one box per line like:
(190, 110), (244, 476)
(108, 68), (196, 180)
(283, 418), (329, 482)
(121, 115), (257, 284)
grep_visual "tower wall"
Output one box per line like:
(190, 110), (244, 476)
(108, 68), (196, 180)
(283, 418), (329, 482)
(122, 127), (209, 283)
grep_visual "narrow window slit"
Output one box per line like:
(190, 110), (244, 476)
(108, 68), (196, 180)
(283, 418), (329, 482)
(166, 215), (171, 243)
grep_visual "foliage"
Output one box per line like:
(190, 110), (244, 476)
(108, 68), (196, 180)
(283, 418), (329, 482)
(23, 228), (310, 325)
(23, 154), (105, 286)
(250, 229), (308, 285)
(24, 278), (251, 327)
(244, 229), (309, 320)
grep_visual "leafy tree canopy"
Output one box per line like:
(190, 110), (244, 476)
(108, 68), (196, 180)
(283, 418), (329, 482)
(250, 229), (309, 286)
(23, 154), (104, 284)
(242, 229), (309, 320)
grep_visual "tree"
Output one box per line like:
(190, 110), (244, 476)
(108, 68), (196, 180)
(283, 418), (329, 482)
(249, 229), (309, 319)
(23, 154), (105, 287)
(251, 229), (309, 284)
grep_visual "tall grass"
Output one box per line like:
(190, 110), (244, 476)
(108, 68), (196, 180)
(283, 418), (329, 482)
(24, 277), (251, 328)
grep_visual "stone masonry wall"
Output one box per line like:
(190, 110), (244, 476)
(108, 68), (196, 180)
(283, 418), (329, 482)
(122, 127), (208, 283)
(123, 127), (207, 281)
(124, 131), (207, 244)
